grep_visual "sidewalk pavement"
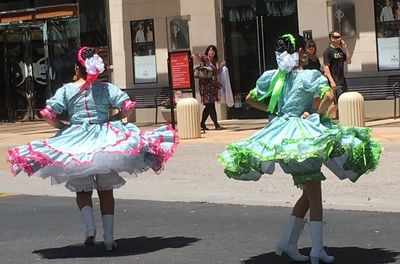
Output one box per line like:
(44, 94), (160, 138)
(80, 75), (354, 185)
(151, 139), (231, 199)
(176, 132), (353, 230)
(1, 118), (400, 213)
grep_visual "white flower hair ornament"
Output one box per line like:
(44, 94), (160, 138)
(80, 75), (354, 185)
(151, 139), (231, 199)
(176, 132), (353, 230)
(85, 54), (105, 75)
(275, 51), (299, 73)
(77, 47), (105, 90)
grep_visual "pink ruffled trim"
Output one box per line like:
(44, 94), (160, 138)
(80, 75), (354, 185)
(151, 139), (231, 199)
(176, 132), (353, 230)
(147, 124), (179, 171)
(39, 106), (58, 122)
(38, 124), (141, 166)
(8, 124), (144, 173)
(120, 99), (136, 115)
(8, 146), (52, 176)
(7, 124), (179, 176)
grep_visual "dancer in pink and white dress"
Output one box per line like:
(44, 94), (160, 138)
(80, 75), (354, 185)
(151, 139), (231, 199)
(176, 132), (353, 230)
(7, 47), (179, 251)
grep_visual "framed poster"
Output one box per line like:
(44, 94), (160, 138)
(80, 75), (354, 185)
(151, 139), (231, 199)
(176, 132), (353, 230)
(130, 19), (157, 83)
(167, 15), (190, 51)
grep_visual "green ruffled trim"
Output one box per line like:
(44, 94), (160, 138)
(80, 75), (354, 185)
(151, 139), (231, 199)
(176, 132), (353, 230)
(219, 123), (382, 183)
(218, 130), (342, 180)
(321, 121), (382, 179)
(319, 85), (332, 99)
(292, 171), (326, 186)
(340, 127), (382, 180)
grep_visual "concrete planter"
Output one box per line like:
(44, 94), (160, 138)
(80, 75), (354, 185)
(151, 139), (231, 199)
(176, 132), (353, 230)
(161, 108), (177, 123)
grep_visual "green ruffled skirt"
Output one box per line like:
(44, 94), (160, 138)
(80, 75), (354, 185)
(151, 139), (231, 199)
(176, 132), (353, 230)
(218, 114), (382, 186)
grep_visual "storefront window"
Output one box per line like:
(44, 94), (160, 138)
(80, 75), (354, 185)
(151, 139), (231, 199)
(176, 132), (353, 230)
(375, 0), (400, 70)
(0, 0), (31, 12)
(78, 0), (107, 47)
(0, 0), (77, 12)
(34, 0), (76, 7)
(130, 19), (157, 84)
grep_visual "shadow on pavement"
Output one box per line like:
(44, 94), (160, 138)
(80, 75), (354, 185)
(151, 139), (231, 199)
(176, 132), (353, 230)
(33, 236), (200, 259)
(241, 247), (400, 264)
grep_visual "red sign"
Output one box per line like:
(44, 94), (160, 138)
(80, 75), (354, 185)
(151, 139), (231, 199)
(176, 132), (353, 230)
(170, 52), (191, 89)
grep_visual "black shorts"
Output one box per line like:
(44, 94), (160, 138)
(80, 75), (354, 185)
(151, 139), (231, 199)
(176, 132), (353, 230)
(333, 86), (347, 104)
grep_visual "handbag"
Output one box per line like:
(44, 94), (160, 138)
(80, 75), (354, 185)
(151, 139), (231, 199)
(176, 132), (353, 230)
(194, 64), (214, 79)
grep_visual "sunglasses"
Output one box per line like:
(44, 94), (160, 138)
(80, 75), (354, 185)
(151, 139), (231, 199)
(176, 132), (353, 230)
(307, 45), (316, 48)
(331, 35), (341, 39)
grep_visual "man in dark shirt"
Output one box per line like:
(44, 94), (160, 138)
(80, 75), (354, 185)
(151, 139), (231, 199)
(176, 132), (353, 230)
(323, 31), (352, 117)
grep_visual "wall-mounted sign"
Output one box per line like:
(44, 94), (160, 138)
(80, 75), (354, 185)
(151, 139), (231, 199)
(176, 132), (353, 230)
(169, 51), (192, 89)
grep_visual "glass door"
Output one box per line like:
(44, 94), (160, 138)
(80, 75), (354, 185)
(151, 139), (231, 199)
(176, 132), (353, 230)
(0, 22), (48, 121)
(223, 0), (298, 118)
(4, 26), (32, 121)
(0, 17), (80, 121)
(0, 28), (9, 121)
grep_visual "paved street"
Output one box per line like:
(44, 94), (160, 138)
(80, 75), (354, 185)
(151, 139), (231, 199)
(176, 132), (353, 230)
(0, 195), (399, 264)
(1, 119), (400, 264)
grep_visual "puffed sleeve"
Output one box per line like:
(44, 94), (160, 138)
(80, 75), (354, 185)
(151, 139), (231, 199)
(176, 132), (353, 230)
(46, 85), (68, 114)
(39, 84), (69, 121)
(302, 70), (332, 98)
(248, 70), (276, 102)
(108, 83), (136, 115)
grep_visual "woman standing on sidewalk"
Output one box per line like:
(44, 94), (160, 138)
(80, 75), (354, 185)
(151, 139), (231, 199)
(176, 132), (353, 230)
(7, 47), (178, 251)
(219, 34), (381, 263)
(193, 45), (225, 131)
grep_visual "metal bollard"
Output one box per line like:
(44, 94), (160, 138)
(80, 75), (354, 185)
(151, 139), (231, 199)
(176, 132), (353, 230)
(338, 92), (365, 127)
(176, 98), (201, 139)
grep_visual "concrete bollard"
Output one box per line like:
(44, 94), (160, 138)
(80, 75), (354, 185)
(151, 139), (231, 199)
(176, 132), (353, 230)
(176, 98), (201, 139)
(338, 92), (365, 127)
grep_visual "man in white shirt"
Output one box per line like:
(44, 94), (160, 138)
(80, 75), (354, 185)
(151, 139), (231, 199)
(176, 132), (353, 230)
(380, 0), (394, 21)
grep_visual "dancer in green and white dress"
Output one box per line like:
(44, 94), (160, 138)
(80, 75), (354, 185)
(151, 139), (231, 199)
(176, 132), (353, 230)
(219, 34), (381, 264)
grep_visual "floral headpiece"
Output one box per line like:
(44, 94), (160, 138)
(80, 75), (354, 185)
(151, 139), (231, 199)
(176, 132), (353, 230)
(77, 46), (105, 90)
(266, 34), (299, 113)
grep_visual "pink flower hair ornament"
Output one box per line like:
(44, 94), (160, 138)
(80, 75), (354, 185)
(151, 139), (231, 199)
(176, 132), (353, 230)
(77, 46), (105, 90)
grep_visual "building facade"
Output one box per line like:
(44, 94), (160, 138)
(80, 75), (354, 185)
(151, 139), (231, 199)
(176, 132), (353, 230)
(0, 0), (397, 122)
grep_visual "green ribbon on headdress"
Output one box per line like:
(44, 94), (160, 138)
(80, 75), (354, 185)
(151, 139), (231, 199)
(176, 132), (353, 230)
(266, 69), (286, 113)
(249, 34), (295, 113)
(265, 34), (294, 112)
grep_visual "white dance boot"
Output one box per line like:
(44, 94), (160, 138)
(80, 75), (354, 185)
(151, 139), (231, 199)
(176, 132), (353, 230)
(102, 214), (117, 251)
(275, 215), (309, 262)
(80, 206), (96, 245)
(309, 221), (335, 264)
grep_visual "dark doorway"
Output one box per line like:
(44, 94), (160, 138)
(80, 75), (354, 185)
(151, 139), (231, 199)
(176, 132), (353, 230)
(222, 0), (299, 118)
(0, 16), (79, 122)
